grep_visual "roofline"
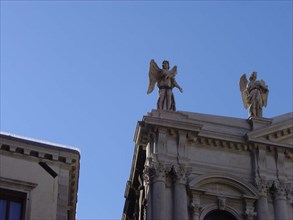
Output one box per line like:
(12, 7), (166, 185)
(0, 132), (80, 157)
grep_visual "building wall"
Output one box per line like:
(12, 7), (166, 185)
(0, 133), (80, 220)
(123, 110), (293, 220)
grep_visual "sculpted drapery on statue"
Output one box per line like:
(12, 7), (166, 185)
(147, 59), (183, 111)
(239, 72), (269, 117)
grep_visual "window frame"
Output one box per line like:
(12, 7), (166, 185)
(0, 188), (27, 220)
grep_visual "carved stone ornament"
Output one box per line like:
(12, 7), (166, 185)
(217, 197), (226, 210)
(147, 59), (183, 111)
(244, 208), (257, 220)
(172, 165), (192, 184)
(271, 180), (287, 199)
(189, 196), (201, 219)
(143, 162), (172, 183)
(244, 199), (257, 220)
(255, 177), (270, 196)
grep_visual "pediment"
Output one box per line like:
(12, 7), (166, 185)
(247, 113), (293, 146)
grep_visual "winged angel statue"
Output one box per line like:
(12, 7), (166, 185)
(239, 72), (269, 117)
(147, 59), (183, 111)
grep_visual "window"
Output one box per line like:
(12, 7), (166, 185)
(0, 188), (26, 220)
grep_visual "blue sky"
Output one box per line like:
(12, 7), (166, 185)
(1, 0), (292, 219)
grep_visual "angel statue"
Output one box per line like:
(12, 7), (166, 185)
(239, 72), (269, 118)
(147, 59), (183, 111)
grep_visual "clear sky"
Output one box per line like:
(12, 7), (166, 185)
(1, 0), (292, 219)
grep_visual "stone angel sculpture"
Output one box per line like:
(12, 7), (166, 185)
(239, 72), (269, 117)
(147, 59), (183, 111)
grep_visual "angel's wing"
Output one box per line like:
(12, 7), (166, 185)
(239, 74), (249, 109)
(169, 65), (177, 78)
(260, 80), (269, 107)
(147, 59), (162, 94)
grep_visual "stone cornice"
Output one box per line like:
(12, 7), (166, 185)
(247, 137), (293, 150)
(198, 130), (245, 144)
(247, 120), (292, 139)
(0, 134), (80, 165)
(142, 114), (203, 133)
(196, 136), (248, 152)
(0, 133), (80, 155)
(136, 111), (293, 155)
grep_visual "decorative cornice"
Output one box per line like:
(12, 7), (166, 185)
(246, 137), (292, 149)
(0, 135), (79, 165)
(197, 137), (248, 152)
(247, 119), (292, 138)
(136, 111), (293, 157)
(142, 114), (202, 133)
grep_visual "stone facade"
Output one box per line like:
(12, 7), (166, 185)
(0, 133), (80, 220)
(123, 110), (293, 220)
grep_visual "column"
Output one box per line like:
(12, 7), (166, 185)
(173, 165), (189, 220)
(256, 179), (269, 220)
(150, 163), (167, 220)
(272, 181), (288, 220)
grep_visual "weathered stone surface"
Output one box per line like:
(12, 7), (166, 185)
(123, 110), (293, 220)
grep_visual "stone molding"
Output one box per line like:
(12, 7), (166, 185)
(197, 136), (248, 152)
(0, 138), (79, 165)
(0, 176), (37, 191)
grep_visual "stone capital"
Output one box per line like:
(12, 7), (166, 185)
(144, 162), (172, 183)
(271, 180), (287, 200)
(255, 177), (271, 196)
(173, 165), (192, 184)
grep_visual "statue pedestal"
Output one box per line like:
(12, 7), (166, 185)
(248, 116), (272, 130)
